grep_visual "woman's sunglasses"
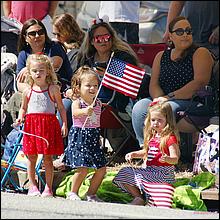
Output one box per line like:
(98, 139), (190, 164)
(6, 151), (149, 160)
(93, 34), (112, 43)
(53, 32), (61, 37)
(171, 27), (192, 36)
(27, 29), (45, 37)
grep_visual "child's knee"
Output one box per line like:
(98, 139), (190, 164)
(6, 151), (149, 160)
(77, 167), (88, 176)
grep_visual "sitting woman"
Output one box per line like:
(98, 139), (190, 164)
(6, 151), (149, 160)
(16, 18), (73, 93)
(132, 16), (214, 155)
(73, 15), (139, 116)
(52, 13), (86, 131)
(52, 13), (85, 54)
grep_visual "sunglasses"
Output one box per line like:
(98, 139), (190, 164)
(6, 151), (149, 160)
(27, 29), (45, 37)
(53, 32), (61, 37)
(171, 27), (192, 36)
(93, 34), (112, 43)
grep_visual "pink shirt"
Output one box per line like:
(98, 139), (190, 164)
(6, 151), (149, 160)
(8, 1), (49, 24)
(73, 99), (102, 128)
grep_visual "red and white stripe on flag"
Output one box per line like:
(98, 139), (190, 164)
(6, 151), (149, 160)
(102, 58), (145, 99)
(143, 181), (175, 208)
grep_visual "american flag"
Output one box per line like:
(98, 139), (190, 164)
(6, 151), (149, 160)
(102, 58), (145, 99)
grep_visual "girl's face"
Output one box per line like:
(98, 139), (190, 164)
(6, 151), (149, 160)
(169, 19), (193, 50)
(29, 61), (48, 84)
(25, 24), (46, 48)
(150, 111), (167, 133)
(80, 74), (99, 101)
(92, 26), (112, 53)
(52, 26), (68, 43)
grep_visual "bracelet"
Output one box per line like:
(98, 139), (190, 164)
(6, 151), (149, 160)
(167, 92), (175, 100)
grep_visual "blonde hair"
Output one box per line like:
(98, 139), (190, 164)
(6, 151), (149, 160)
(71, 66), (99, 99)
(143, 101), (180, 155)
(26, 53), (59, 86)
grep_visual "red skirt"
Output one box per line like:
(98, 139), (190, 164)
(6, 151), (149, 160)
(22, 113), (64, 155)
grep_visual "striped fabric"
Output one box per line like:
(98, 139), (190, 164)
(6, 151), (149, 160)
(142, 181), (175, 208)
(113, 166), (175, 208)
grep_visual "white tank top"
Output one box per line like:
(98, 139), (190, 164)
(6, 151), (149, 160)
(27, 87), (55, 114)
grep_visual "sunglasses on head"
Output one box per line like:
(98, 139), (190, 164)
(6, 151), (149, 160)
(27, 29), (45, 37)
(93, 34), (112, 43)
(171, 27), (192, 36)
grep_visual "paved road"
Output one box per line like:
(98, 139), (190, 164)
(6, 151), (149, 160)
(1, 192), (219, 219)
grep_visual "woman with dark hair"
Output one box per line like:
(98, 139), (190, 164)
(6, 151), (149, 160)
(16, 18), (73, 93)
(74, 16), (139, 114)
(132, 16), (214, 151)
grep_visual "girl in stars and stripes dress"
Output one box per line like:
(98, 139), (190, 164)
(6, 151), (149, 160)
(63, 66), (107, 202)
(113, 101), (180, 208)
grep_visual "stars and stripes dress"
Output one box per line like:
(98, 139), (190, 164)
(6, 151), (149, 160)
(113, 135), (178, 208)
(63, 98), (107, 169)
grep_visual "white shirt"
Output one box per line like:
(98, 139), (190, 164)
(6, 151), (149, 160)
(99, 1), (140, 24)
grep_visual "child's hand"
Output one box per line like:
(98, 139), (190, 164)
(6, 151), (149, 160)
(159, 153), (168, 163)
(125, 152), (133, 162)
(63, 89), (73, 99)
(16, 67), (28, 82)
(94, 66), (106, 76)
(14, 118), (23, 127)
(61, 125), (68, 137)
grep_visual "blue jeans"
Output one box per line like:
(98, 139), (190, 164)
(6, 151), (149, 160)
(57, 98), (72, 131)
(131, 97), (203, 146)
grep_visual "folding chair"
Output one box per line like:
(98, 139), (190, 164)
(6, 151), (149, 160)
(1, 131), (45, 192)
(100, 101), (137, 165)
(130, 43), (167, 68)
(177, 85), (219, 163)
(130, 43), (167, 99)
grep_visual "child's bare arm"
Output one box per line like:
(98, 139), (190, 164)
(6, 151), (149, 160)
(125, 149), (147, 161)
(72, 100), (94, 117)
(15, 89), (29, 125)
(160, 143), (180, 165)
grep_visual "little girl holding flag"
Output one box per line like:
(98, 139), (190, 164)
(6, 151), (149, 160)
(62, 66), (107, 202)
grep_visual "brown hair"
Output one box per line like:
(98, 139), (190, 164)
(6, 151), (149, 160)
(70, 66), (99, 99)
(17, 19), (51, 52)
(52, 13), (85, 49)
(168, 16), (199, 60)
(77, 21), (138, 65)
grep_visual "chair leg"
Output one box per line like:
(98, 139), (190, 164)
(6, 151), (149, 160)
(109, 110), (136, 140)
(106, 135), (130, 166)
(180, 132), (194, 163)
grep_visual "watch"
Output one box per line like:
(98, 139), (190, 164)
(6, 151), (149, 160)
(167, 92), (175, 100)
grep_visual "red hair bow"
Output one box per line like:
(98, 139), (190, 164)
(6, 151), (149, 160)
(35, 52), (44, 55)
(149, 100), (159, 107)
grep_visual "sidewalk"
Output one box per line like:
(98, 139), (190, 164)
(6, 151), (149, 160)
(1, 191), (219, 219)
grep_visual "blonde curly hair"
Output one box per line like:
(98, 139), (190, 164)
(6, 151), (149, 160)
(26, 53), (59, 86)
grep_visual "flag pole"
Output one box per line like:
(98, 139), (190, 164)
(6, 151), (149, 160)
(82, 51), (115, 129)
